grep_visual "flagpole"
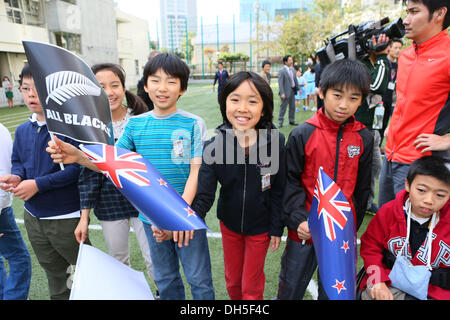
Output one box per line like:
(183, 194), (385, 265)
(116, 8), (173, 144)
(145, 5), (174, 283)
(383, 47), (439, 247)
(50, 132), (65, 171)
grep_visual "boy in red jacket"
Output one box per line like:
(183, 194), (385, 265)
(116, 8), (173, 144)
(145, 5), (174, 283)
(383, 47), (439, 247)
(360, 155), (450, 300)
(277, 59), (374, 300)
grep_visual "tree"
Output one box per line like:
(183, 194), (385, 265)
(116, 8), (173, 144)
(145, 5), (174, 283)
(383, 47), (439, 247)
(264, 0), (404, 64)
(180, 31), (195, 64)
(204, 48), (216, 74)
(217, 52), (250, 74)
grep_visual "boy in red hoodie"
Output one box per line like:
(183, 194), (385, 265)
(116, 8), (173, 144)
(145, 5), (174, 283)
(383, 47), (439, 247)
(277, 59), (374, 300)
(360, 155), (450, 300)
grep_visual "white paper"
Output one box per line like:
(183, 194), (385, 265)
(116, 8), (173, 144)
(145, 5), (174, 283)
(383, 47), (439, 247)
(70, 243), (154, 300)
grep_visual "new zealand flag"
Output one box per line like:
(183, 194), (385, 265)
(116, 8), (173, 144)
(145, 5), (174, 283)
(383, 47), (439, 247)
(308, 167), (357, 300)
(80, 144), (208, 231)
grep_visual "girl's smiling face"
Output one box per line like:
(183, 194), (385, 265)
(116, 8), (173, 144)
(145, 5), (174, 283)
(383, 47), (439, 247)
(225, 80), (264, 132)
(95, 70), (126, 113)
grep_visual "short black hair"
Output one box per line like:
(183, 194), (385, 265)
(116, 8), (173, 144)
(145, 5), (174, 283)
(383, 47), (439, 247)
(390, 38), (404, 46)
(261, 60), (271, 68)
(282, 55), (292, 65)
(408, 0), (450, 30)
(407, 155), (450, 187)
(142, 52), (190, 92)
(218, 71), (273, 130)
(19, 64), (33, 86)
(319, 59), (371, 102)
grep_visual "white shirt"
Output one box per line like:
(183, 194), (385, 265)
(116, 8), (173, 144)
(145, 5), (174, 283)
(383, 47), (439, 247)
(0, 122), (13, 210)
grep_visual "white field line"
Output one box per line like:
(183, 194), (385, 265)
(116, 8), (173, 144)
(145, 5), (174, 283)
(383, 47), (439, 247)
(0, 111), (30, 121)
(15, 218), (360, 300)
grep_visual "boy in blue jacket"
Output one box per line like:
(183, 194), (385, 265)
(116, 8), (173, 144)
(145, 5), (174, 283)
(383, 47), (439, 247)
(0, 65), (88, 300)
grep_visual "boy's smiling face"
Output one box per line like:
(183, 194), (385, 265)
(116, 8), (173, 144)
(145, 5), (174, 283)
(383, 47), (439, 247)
(144, 68), (185, 115)
(319, 85), (363, 123)
(406, 174), (450, 219)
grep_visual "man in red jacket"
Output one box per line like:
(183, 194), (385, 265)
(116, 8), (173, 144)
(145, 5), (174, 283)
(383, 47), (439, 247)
(378, 0), (450, 207)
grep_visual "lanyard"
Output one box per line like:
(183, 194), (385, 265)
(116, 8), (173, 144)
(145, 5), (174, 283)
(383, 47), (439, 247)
(401, 199), (437, 270)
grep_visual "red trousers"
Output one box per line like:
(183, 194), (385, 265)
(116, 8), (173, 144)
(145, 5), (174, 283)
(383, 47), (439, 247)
(220, 221), (270, 300)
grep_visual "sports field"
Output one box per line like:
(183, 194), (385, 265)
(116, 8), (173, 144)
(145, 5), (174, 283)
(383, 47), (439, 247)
(0, 82), (373, 300)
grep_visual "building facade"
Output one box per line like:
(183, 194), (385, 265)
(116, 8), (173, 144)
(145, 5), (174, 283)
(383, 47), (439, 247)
(239, 0), (314, 23)
(0, 0), (149, 107)
(159, 0), (197, 52)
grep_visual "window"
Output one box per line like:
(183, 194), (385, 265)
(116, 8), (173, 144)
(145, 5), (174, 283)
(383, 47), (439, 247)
(54, 32), (82, 54)
(5, 0), (23, 24)
(135, 60), (140, 76)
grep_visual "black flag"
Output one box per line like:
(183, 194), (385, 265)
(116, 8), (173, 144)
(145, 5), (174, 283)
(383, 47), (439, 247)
(23, 41), (114, 145)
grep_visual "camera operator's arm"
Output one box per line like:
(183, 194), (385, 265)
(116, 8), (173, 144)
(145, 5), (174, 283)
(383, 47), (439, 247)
(369, 34), (390, 94)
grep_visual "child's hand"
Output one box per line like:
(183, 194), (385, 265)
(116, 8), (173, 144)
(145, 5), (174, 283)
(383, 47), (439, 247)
(74, 218), (89, 244)
(151, 226), (174, 243)
(297, 221), (311, 241)
(369, 282), (393, 300)
(270, 236), (281, 251)
(0, 174), (21, 191)
(173, 230), (195, 248)
(46, 136), (82, 164)
(12, 179), (38, 201)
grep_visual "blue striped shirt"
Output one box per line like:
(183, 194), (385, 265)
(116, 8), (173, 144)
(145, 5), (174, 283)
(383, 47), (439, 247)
(117, 109), (206, 224)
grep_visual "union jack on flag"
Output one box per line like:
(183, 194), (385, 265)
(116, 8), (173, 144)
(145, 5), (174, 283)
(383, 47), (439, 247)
(83, 144), (150, 188)
(313, 168), (352, 242)
(308, 167), (357, 300)
(79, 144), (208, 232)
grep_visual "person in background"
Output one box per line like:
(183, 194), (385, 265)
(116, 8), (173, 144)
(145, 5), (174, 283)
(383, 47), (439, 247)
(380, 38), (403, 145)
(2, 76), (14, 109)
(213, 62), (229, 99)
(277, 55), (299, 127)
(259, 60), (272, 85)
(137, 50), (160, 110)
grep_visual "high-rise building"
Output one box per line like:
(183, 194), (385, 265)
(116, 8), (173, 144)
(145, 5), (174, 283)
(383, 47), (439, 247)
(239, 0), (314, 22)
(160, 0), (197, 52)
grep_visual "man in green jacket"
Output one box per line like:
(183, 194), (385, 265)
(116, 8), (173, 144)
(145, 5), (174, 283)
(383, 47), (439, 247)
(355, 34), (391, 214)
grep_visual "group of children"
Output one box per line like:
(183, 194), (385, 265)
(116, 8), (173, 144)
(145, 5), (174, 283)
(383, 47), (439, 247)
(294, 65), (317, 112)
(0, 51), (449, 301)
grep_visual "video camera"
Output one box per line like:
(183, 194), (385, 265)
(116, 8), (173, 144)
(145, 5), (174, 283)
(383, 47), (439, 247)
(316, 17), (405, 67)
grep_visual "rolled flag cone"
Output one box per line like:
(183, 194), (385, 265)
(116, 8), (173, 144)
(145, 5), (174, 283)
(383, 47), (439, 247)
(80, 143), (208, 231)
(308, 167), (357, 300)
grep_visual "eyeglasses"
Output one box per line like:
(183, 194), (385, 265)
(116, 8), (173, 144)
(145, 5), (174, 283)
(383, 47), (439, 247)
(20, 86), (37, 94)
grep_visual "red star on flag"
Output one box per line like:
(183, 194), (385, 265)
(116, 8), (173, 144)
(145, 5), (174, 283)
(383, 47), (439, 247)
(341, 240), (350, 254)
(332, 280), (346, 294)
(184, 207), (197, 218)
(158, 178), (168, 188)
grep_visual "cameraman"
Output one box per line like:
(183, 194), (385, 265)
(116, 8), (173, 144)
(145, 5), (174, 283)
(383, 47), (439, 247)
(354, 33), (391, 214)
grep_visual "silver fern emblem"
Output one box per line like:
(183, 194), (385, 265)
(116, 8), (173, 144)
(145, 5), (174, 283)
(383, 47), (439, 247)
(45, 71), (101, 105)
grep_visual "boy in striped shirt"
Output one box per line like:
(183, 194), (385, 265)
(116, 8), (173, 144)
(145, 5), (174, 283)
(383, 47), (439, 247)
(47, 53), (214, 300)
(116, 53), (214, 300)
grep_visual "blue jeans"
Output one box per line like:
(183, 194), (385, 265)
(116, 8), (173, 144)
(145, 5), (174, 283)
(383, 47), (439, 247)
(378, 158), (411, 208)
(143, 223), (215, 300)
(0, 206), (32, 300)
